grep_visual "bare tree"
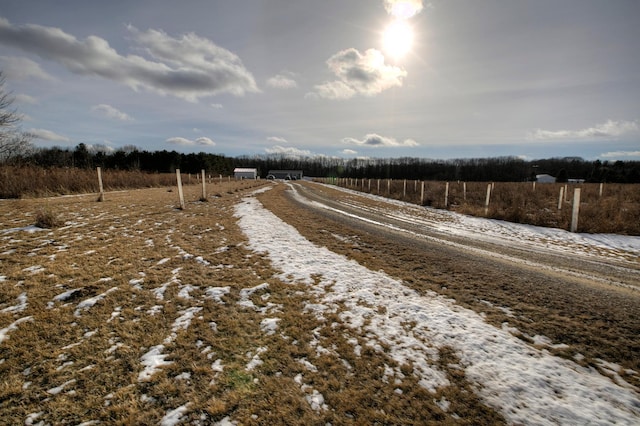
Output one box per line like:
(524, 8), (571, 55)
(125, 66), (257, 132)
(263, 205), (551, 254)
(0, 71), (33, 163)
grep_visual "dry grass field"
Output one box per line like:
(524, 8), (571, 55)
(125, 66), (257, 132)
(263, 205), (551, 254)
(325, 178), (640, 235)
(0, 181), (507, 425)
(1, 180), (638, 424)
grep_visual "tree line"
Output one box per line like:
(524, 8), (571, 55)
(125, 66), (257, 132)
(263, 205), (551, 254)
(4, 143), (639, 183)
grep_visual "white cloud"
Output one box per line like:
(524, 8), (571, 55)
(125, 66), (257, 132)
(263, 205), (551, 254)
(27, 128), (70, 142)
(529, 120), (639, 140)
(14, 93), (38, 105)
(265, 145), (311, 157)
(166, 136), (216, 147)
(87, 143), (115, 154)
(384, 0), (425, 19)
(343, 133), (418, 147)
(0, 18), (258, 102)
(267, 136), (288, 143)
(342, 149), (358, 155)
(266, 73), (297, 89)
(309, 48), (406, 100)
(0, 56), (53, 80)
(91, 104), (133, 121)
(600, 151), (640, 159)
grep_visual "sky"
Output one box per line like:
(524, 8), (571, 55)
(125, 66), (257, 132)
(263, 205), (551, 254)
(0, 0), (639, 161)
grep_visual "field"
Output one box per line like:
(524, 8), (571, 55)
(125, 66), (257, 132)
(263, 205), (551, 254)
(322, 178), (640, 235)
(1, 181), (639, 425)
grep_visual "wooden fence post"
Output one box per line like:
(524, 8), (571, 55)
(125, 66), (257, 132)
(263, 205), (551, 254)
(377, 179), (380, 194)
(558, 186), (564, 210)
(463, 182), (467, 201)
(420, 181), (425, 205)
(387, 179), (391, 195)
(403, 179), (407, 198)
(444, 182), (449, 207)
(201, 169), (206, 200)
(484, 183), (492, 215)
(176, 169), (185, 210)
(599, 182), (604, 198)
(570, 188), (581, 232)
(96, 167), (105, 202)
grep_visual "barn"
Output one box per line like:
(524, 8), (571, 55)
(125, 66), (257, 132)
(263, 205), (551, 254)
(267, 170), (303, 180)
(234, 168), (258, 180)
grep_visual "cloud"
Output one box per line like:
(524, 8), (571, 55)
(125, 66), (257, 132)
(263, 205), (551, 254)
(600, 151), (640, 159)
(266, 73), (297, 89)
(14, 93), (38, 105)
(265, 145), (312, 157)
(166, 136), (216, 147)
(309, 48), (406, 100)
(27, 128), (70, 142)
(0, 55), (53, 80)
(384, 0), (425, 19)
(529, 120), (639, 140)
(267, 136), (288, 143)
(91, 104), (133, 121)
(0, 18), (258, 101)
(342, 149), (358, 155)
(210, 103), (223, 109)
(342, 133), (418, 147)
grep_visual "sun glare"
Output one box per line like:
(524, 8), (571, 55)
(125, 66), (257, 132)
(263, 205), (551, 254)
(382, 20), (413, 60)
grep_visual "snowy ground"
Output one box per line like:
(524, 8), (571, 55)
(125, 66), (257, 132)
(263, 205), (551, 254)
(302, 183), (640, 264)
(235, 186), (640, 425)
(1, 183), (639, 425)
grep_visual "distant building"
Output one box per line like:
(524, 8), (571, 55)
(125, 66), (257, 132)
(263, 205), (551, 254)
(536, 174), (556, 183)
(234, 168), (258, 179)
(267, 170), (303, 180)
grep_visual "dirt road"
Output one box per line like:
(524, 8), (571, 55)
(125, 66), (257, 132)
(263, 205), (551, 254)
(257, 181), (640, 385)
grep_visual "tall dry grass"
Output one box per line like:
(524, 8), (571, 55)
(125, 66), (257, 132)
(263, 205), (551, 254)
(324, 178), (640, 235)
(0, 166), (225, 199)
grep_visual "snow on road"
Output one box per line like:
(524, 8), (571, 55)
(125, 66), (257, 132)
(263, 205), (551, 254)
(311, 184), (640, 263)
(235, 187), (640, 425)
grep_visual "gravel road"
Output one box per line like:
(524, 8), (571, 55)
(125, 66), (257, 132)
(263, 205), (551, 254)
(257, 181), (640, 386)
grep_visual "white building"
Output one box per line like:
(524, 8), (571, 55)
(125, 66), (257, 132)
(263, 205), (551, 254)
(536, 174), (556, 183)
(234, 168), (258, 179)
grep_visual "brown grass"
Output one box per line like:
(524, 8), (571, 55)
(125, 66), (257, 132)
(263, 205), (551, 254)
(1, 181), (507, 424)
(322, 178), (640, 235)
(0, 166), (233, 198)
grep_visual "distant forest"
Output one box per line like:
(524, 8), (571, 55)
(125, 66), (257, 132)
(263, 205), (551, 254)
(13, 143), (640, 183)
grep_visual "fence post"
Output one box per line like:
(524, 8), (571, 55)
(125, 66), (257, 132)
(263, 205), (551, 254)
(484, 183), (492, 215)
(444, 182), (449, 207)
(403, 179), (407, 198)
(176, 169), (185, 210)
(599, 182), (604, 198)
(420, 181), (425, 205)
(564, 184), (568, 202)
(201, 169), (206, 200)
(558, 186), (564, 210)
(463, 182), (467, 201)
(96, 167), (105, 202)
(570, 188), (581, 232)
(387, 179), (391, 195)
(532, 181), (536, 192)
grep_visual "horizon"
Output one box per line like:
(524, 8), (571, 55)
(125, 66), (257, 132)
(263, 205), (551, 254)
(1, 0), (639, 161)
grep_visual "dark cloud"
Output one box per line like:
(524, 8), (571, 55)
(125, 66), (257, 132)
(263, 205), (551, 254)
(0, 18), (258, 101)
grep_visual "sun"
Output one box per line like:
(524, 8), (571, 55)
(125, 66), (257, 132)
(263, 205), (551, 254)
(382, 20), (413, 60)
